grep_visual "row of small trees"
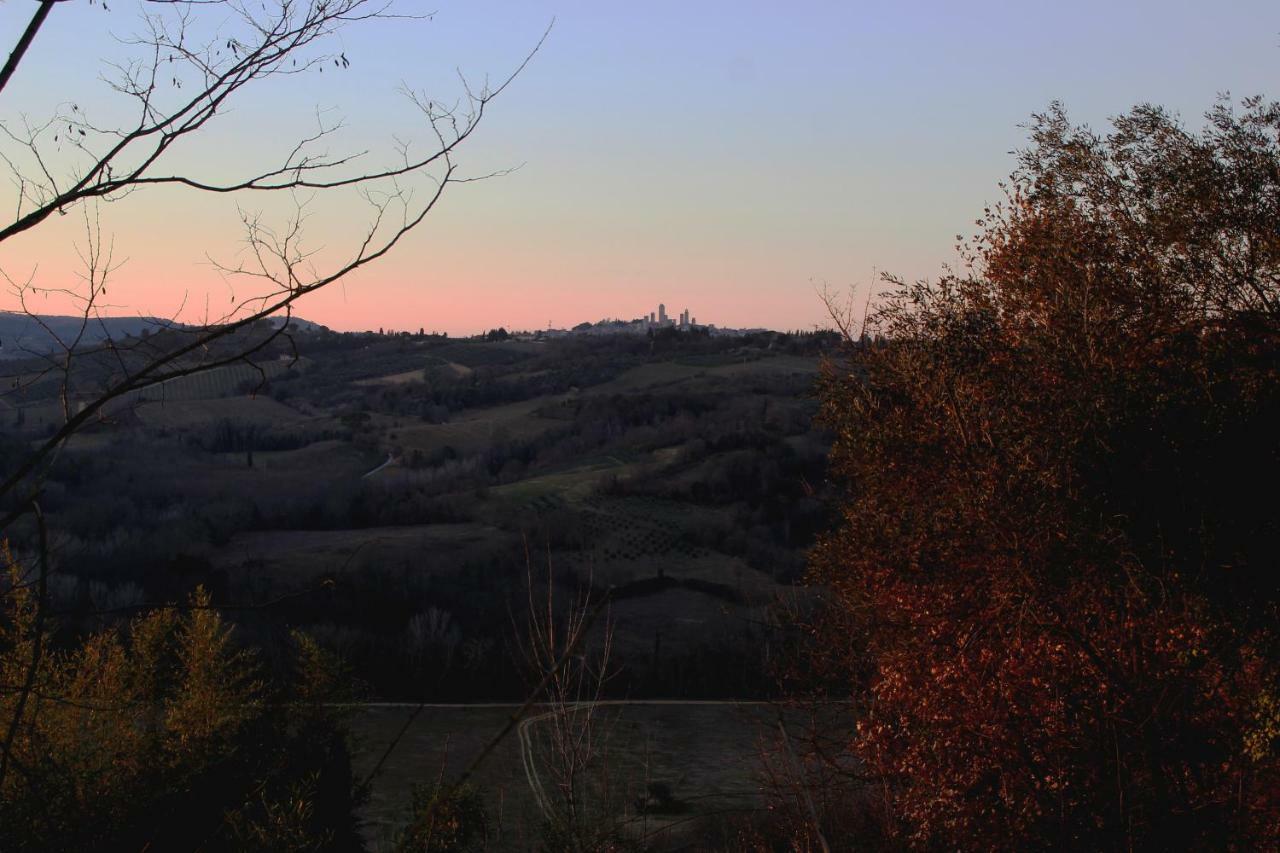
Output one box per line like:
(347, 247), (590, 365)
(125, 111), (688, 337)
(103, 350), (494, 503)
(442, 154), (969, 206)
(1, 567), (363, 850)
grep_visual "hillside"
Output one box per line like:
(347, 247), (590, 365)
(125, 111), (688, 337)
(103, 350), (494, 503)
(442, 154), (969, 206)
(0, 327), (837, 701)
(0, 311), (184, 359)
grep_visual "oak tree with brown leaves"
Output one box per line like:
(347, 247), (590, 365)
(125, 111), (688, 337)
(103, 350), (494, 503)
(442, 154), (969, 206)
(809, 97), (1280, 849)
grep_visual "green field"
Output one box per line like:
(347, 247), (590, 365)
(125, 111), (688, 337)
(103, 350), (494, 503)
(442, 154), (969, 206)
(378, 393), (571, 457)
(432, 339), (546, 368)
(354, 359), (474, 386)
(490, 457), (629, 504)
(212, 523), (501, 581)
(134, 394), (307, 428)
(351, 702), (778, 851)
(587, 361), (707, 394)
(584, 353), (819, 397)
(130, 357), (296, 403)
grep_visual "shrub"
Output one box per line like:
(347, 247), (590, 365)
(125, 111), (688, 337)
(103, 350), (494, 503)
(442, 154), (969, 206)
(0, 556), (364, 852)
(396, 783), (488, 852)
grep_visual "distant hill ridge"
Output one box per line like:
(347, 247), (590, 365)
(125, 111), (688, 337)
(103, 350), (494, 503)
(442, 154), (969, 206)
(0, 311), (175, 358)
(0, 311), (323, 358)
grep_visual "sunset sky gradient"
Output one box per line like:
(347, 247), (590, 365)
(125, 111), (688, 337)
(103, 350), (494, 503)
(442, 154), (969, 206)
(0, 1), (1276, 335)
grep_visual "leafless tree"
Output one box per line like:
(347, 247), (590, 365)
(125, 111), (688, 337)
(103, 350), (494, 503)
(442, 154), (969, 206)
(0, 0), (546, 513)
(515, 556), (621, 851)
(0, 0), (544, 800)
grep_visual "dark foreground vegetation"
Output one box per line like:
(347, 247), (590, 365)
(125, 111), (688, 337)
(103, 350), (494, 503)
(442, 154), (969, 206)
(3, 97), (1280, 850)
(807, 97), (1280, 849)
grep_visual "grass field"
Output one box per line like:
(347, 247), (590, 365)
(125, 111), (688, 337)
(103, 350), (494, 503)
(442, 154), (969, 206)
(129, 357), (295, 403)
(353, 360), (473, 386)
(351, 702), (777, 851)
(489, 473), (785, 661)
(705, 354), (820, 377)
(354, 368), (427, 386)
(133, 395), (306, 429)
(125, 443), (373, 509)
(212, 523), (501, 581)
(607, 585), (776, 660)
(211, 437), (352, 470)
(382, 393), (571, 456)
(585, 354), (819, 397)
(490, 457), (630, 504)
(432, 340), (545, 368)
(586, 362), (707, 394)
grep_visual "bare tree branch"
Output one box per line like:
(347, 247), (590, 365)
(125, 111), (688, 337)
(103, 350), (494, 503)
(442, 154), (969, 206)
(0, 4), (551, 518)
(0, 2), (55, 99)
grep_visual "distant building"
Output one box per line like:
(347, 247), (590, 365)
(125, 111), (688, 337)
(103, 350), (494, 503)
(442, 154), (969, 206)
(555, 302), (726, 337)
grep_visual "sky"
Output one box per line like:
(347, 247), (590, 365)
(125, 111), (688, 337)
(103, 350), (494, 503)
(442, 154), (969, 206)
(0, 1), (1277, 335)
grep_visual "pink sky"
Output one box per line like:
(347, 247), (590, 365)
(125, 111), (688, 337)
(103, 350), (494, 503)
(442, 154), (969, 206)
(1, 1), (1276, 335)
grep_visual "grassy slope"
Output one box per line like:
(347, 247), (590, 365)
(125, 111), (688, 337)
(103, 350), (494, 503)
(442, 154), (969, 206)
(351, 702), (776, 852)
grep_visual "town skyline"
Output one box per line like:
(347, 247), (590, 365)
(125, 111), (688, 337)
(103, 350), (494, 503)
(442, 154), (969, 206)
(0, 296), (769, 339)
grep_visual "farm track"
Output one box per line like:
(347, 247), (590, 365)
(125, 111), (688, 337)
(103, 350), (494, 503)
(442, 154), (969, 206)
(352, 699), (841, 849)
(343, 699), (772, 709)
(362, 453), (397, 478)
(510, 700), (771, 823)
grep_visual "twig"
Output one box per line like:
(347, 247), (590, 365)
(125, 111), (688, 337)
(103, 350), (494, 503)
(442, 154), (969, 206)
(455, 587), (612, 792)
(777, 717), (832, 853)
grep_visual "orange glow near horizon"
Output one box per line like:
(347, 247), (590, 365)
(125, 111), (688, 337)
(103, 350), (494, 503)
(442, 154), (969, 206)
(1, 2), (1276, 336)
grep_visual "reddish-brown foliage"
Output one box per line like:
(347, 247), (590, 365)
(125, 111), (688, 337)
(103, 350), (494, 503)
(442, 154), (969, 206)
(809, 98), (1280, 849)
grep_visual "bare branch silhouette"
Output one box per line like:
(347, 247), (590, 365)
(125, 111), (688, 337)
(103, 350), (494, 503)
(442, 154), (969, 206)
(0, 3), (550, 519)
